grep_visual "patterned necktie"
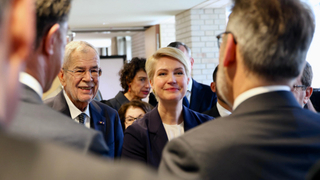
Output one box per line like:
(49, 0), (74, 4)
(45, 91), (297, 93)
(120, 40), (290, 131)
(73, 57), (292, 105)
(78, 113), (86, 124)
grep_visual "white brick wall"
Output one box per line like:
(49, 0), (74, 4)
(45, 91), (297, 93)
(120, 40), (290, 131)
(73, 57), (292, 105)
(160, 22), (176, 48)
(175, 8), (226, 85)
(131, 32), (146, 59)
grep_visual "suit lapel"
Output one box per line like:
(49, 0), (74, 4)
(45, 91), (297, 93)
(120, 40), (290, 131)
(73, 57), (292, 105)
(89, 101), (107, 133)
(182, 96), (189, 107)
(182, 106), (199, 131)
(147, 107), (168, 164)
(52, 91), (71, 117)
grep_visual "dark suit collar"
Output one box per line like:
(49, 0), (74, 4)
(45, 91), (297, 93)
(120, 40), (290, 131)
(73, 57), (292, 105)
(20, 83), (43, 104)
(233, 91), (300, 115)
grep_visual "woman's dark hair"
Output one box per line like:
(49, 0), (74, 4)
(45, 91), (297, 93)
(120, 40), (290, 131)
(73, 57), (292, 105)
(118, 100), (153, 132)
(119, 57), (146, 93)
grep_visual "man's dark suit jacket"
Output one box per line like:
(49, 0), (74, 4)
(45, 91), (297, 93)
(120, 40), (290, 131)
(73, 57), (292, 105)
(9, 84), (109, 156)
(159, 91), (320, 180)
(101, 91), (129, 111)
(149, 79), (217, 113)
(203, 103), (220, 118)
(0, 131), (160, 180)
(122, 105), (213, 168)
(45, 91), (124, 158)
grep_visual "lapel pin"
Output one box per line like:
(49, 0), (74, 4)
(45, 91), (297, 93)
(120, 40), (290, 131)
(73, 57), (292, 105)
(98, 121), (105, 125)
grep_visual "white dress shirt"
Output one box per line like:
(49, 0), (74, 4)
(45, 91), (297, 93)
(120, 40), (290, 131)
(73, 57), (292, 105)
(216, 102), (232, 117)
(63, 90), (91, 128)
(19, 72), (43, 98)
(233, 85), (291, 110)
(186, 79), (193, 103)
(163, 121), (185, 141)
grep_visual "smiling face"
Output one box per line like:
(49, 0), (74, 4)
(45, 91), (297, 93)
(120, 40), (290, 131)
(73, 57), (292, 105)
(128, 70), (150, 100)
(59, 46), (100, 111)
(151, 57), (189, 103)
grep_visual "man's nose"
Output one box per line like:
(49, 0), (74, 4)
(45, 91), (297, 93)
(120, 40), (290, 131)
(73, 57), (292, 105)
(82, 70), (93, 81)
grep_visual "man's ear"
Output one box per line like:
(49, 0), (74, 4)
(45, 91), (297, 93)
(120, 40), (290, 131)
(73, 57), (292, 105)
(58, 69), (66, 87)
(210, 82), (216, 93)
(44, 23), (60, 55)
(303, 86), (313, 105)
(190, 57), (194, 70)
(223, 34), (237, 67)
(8, 0), (35, 64)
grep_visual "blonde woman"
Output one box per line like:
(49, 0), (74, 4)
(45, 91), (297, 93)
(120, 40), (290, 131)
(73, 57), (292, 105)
(121, 47), (213, 168)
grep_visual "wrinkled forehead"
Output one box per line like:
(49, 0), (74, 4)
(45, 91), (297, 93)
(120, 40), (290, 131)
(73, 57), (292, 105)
(69, 48), (100, 68)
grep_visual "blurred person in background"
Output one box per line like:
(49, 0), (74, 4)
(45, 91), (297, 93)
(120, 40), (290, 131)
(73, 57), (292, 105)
(102, 57), (151, 111)
(118, 100), (153, 132)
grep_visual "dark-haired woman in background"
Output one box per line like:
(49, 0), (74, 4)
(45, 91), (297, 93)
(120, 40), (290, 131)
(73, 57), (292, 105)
(102, 57), (151, 111)
(118, 100), (153, 132)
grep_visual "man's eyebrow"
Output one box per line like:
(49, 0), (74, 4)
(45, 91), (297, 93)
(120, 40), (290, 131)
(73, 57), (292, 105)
(73, 65), (99, 69)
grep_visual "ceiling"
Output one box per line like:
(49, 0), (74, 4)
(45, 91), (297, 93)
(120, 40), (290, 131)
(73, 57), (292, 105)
(69, 0), (231, 38)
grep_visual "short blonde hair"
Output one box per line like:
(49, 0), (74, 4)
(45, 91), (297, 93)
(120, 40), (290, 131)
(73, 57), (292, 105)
(63, 41), (99, 69)
(146, 47), (191, 83)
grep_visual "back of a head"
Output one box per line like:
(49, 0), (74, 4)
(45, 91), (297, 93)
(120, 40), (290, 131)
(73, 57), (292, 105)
(35, 0), (71, 48)
(167, 41), (191, 58)
(301, 62), (313, 87)
(228, 0), (315, 82)
(213, 66), (218, 82)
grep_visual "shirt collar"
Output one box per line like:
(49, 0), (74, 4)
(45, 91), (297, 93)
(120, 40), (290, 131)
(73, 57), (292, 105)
(63, 90), (90, 119)
(216, 102), (231, 117)
(233, 85), (290, 110)
(19, 72), (43, 98)
(187, 78), (193, 92)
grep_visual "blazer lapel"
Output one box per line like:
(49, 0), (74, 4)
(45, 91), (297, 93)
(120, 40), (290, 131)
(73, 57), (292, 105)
(89, 101), (107, 133)
(182, 105), (199, 131)
(183, 96), (190, 107)
(52, 91), (71, 117)
(147, 107), (168, 165)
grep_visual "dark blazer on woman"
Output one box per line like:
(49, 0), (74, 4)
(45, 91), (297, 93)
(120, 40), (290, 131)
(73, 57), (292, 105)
(102, 91), (129, 111)
(121, 105), (213, 168)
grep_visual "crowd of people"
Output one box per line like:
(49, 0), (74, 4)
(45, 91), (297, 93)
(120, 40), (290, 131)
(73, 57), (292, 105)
(1, 0), (320, 179)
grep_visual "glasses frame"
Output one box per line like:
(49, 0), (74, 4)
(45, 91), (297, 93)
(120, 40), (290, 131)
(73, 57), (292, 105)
(216, 31), (237, 49)
(292, 85), (307, 91)
(62, 67), (102, 78)
(125, 115), (144, 124)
